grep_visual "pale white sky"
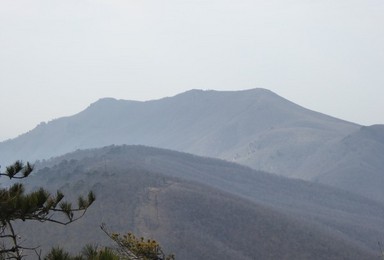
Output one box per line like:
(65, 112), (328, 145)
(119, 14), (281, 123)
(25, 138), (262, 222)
(0, 0), (383, 141)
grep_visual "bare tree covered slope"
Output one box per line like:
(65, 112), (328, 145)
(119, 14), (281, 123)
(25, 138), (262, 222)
(20, 145), (384, 258)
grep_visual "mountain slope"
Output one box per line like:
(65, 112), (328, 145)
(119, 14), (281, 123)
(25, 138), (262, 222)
(19, 145), (380, 259)
(297, 124), (384, 200)
(24, 145), (384, 255)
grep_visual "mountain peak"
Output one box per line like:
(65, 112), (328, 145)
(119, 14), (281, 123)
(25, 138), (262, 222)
(176, 88), (275, 97)
(93, 97), (118, 103)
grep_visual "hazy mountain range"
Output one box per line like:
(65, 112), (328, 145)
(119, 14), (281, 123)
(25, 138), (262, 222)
(19, 145), (383, 259)
(2, 88), (384, 259)
(1, 89), (383, 201)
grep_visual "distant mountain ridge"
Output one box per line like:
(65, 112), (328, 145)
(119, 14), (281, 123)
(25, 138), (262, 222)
(1, 88), (383, 201)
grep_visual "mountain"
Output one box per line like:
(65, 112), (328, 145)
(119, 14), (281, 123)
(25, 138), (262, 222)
(298, 124), (384, 201)
(19, 145), (383, 259)
(1, 88), (383, 201)
(0, 89), (358, 167)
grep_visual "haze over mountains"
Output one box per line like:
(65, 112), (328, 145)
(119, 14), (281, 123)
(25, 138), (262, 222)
(1, 88), (383, 201)
(2, 88), (384, 259)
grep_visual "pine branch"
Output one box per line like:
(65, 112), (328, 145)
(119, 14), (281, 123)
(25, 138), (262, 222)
(1, 161), (95, 259)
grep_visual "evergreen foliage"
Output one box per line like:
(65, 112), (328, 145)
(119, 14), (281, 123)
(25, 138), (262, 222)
(0, 161), (95, 259)
(44, 246), (120, 260)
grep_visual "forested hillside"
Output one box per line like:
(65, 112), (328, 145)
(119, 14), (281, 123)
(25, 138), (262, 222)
(16, 145), (383, 259)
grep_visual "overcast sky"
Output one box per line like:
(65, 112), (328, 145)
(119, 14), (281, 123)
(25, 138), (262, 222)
(0, 0), (383, 141)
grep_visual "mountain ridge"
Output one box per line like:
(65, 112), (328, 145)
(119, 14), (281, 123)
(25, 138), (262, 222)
(0, 88), (358, 162)
(1, 88), (382, 201)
